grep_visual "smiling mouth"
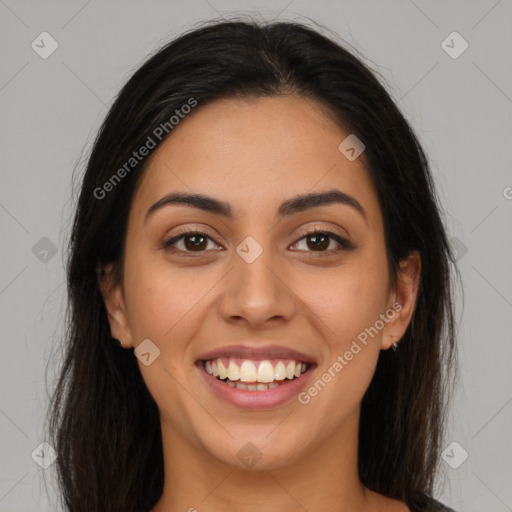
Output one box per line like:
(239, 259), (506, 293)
(201, 358), (314, 391)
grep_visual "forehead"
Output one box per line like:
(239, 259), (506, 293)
(132, 95), (380, 225)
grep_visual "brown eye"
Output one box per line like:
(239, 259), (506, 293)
(292, 229), (354, 254)
(163, 230), (221, 254)
(163, 228), (355, 257)
(304, 233), (330, 251)
(182, 233), (208, 251)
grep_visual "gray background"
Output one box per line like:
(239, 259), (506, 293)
(1, 1), (511, 511)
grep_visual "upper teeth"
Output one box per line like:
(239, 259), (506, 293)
(205, 358), (307, 383)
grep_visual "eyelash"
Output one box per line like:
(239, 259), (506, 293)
(162, 226), (355, 257)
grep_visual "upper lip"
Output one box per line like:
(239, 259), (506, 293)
(197, 344), (317, 364)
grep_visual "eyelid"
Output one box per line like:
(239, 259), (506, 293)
(291, 225), (355, 252)
(162, 226), (222, 254)
(162, 224), (355, 254)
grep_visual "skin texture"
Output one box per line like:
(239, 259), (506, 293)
(100, 95), (420, 512)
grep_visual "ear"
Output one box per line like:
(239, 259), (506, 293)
(381, 250), (421, 350)
(97, 263), (134, 348)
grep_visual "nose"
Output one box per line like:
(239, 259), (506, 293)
(217, 246), (296, 329)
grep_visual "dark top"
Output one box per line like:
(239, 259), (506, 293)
(408, 493), (457, 512)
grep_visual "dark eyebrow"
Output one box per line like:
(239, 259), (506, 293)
(145, 189), (367, 224)
(278, 190), (367, 223)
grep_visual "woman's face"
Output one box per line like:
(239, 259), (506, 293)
(101, 95), (419, 470)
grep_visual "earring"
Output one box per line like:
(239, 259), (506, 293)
(116, 338), (123, 346)
(392, 342), (398, 351)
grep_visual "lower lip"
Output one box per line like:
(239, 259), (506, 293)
(196, 361), (316, 410)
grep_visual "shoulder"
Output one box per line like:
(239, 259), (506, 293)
(368, 489), (457, 512)
(407, 493), (457, 512)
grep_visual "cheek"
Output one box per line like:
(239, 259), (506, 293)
(299, 261), (388, 347)
(297, 266), (386, 420)
(122, 249), (182, 341)
(123, 253), (221, 346)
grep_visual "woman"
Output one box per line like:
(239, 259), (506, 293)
(47, 18), (459, 512)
